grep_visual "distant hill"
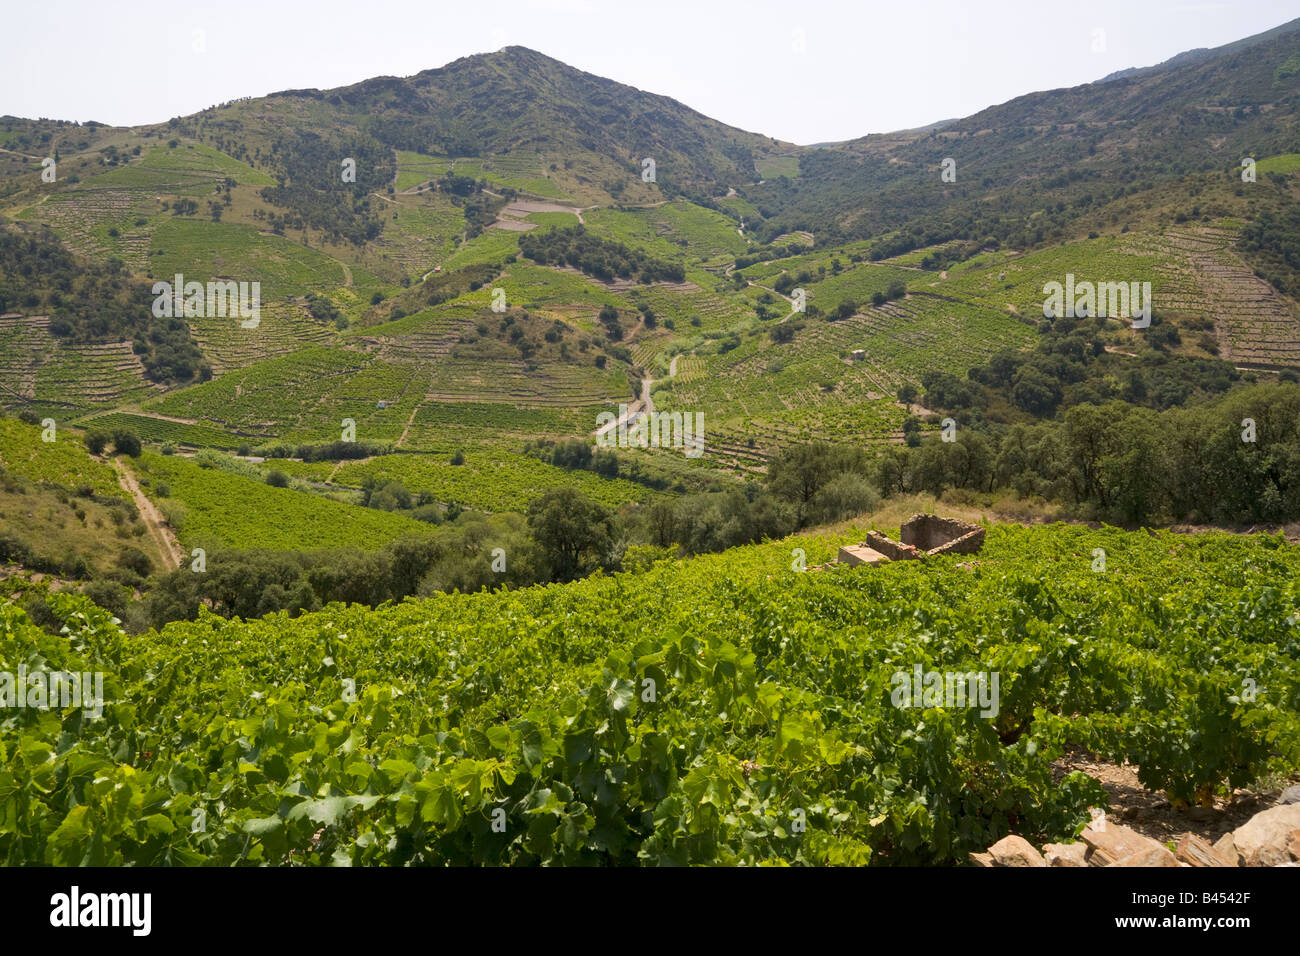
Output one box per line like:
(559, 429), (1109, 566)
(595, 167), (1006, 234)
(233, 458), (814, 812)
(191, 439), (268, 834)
(1100, 16), (1300, 82)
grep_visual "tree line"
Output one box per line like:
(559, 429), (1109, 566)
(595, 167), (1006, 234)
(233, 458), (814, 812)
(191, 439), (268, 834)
(518, 225), (685, 283)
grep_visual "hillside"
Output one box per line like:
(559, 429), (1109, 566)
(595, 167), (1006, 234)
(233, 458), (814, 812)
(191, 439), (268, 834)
(0, 20), (1297, 614)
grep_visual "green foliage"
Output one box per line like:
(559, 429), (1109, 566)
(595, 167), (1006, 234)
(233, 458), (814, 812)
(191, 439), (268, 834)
(0, 418), (123, 499)
(135, 452), (434, 551)
(1238, 201), (1300, 295)
(519, 226), (685, 283)
(0, 227), (204, 384)
(2, 524), (1296, 865)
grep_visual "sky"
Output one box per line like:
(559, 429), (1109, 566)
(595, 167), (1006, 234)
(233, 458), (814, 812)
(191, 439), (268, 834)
(5, 0), (1300, 144)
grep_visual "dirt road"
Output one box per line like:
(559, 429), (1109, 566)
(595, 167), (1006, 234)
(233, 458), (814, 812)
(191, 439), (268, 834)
(113, 457), (184, 571)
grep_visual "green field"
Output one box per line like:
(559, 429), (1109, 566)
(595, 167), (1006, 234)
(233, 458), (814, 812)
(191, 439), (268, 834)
(73, 413), (241, 449)
(1255, 153), (1300, 174)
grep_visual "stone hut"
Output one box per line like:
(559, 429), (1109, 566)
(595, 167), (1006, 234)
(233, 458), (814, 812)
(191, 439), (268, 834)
(837, 514), (985, 567)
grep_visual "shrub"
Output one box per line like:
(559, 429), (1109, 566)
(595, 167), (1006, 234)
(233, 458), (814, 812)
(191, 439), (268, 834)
(85, 431), (110, 455)
(118, 547), (153, 578)
(111, 429), (142, 458)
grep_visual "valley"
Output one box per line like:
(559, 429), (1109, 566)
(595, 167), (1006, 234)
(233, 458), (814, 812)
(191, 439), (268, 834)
(2, 12), (1300, 872)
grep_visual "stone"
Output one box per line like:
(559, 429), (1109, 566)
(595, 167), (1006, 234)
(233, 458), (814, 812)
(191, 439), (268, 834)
(1213, 832), (1240, 866)
(968, 851), (995, 867)
(836, 545), (889, 567)
(1112, 845), (1180, 867)
(1229, 803), (1300, 866)
(1081, 821), (1168, 867)
(986, 834), (1047, 867)
(1279, 785), (1300, 806)
(1287, 829), (1300, 862)
(1043, 842), (1088, 867)
(1175, 833), (1236, 867)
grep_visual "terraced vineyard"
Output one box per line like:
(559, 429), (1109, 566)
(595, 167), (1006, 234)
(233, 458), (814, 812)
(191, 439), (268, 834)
(938, 237), (1168, 318)
(625, 279), (753, 334)
(585, 202), (749, 266)
(422, 358), (629, 409)
(394, 151), (569, 199)
(146, 347), (427, 443)
(14, 141), (275, 266)
(379, 195), (464, 273)
(70, 412), (241, 449)
(20, 186), (156, 265)
(788, 261), (919, 316)
(0, 315), (163, 411)
(395, 400), (589, 455)
(353, 307), (473, 366)
(1142, 226), (1300, 368)
(661, 292), (1033, 457)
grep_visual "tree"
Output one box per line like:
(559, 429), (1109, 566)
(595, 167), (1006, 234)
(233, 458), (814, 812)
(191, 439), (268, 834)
(1011, 366), (1062, 416)
(111, 429), (142, 458)
(806, 473), (879, 525)
(85, 430), (110, 455)
(767, 442), (866, 525)
(527, 488), (612, 582)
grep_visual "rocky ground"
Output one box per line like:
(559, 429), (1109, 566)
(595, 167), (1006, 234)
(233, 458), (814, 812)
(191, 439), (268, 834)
(971, 751), (1300, 867)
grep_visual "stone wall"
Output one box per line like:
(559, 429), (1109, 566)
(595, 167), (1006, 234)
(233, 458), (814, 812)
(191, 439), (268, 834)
(863, 530), (920, 561)
(928, 527), (985, 556)
(900, 514), (985, 555)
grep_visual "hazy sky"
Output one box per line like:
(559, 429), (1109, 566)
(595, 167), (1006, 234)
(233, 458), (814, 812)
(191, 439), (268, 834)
(6, 0), (1300, 143)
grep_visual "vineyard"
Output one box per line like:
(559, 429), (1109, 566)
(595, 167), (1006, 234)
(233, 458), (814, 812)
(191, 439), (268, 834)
(332, 448), (652, 513)
(0, 418), (124, 499)
(70, 412), (241, 450)
(658, 291), (1032, 457)
(134, 452), (434, 551)
(585, 202), (749, 266)
(2, 523), (1296, 865)
(0, 315), (163, 412)
(145, 347), (427, 443)
(393, 151), (568, 199)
